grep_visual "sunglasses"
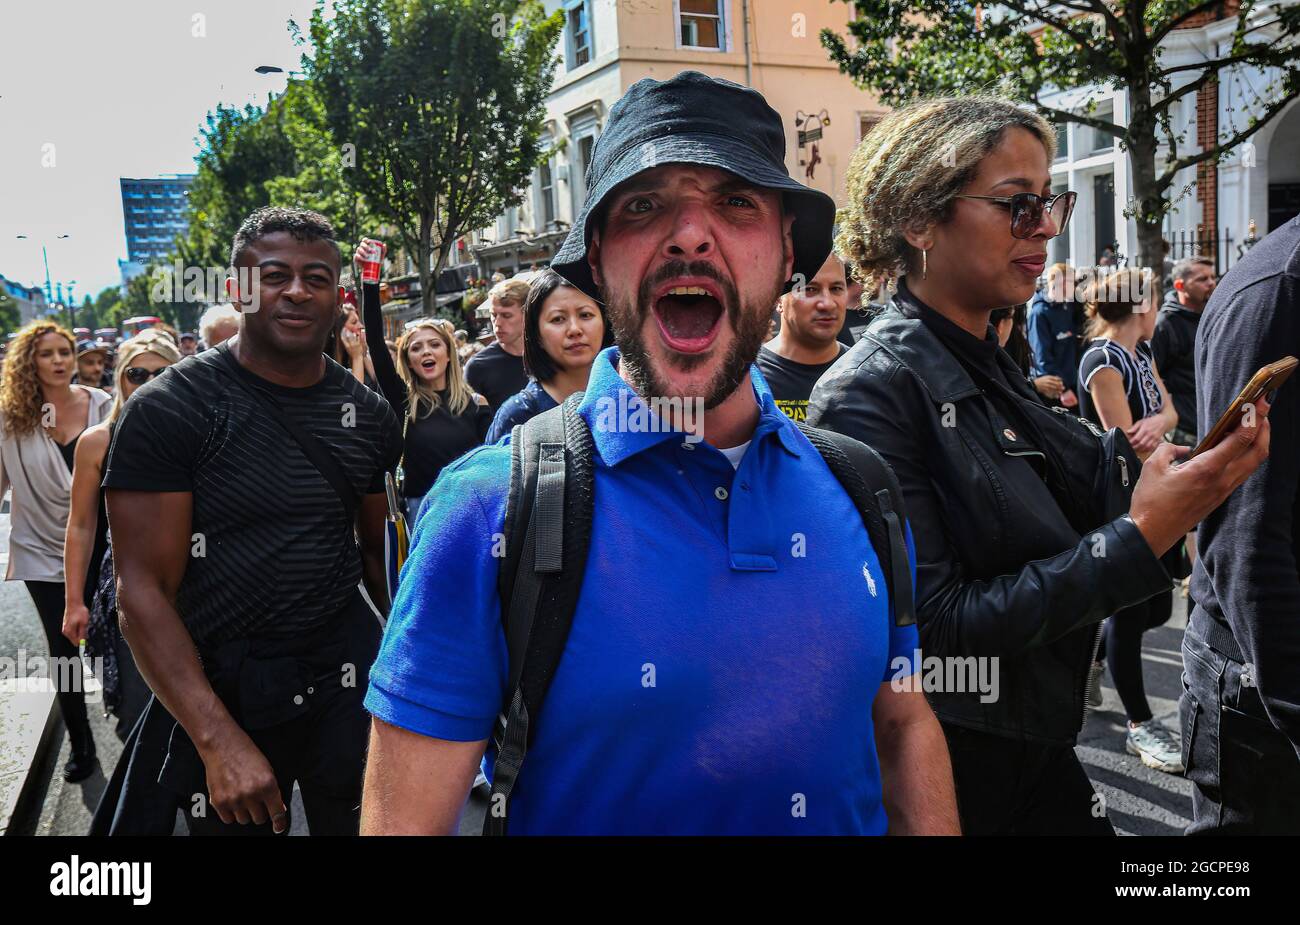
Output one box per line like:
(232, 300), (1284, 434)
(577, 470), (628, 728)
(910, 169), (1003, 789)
(124, 366), (166, 385)
(956, 190), (1077, 240)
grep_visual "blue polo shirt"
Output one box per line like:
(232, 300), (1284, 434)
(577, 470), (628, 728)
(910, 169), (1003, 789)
(366, 347), (918, 835)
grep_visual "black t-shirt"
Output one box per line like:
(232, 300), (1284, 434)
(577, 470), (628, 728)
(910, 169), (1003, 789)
(102, 343), (402, 649)
(756, 344), (846, 422)
(401, 397), (492, 499)
(464, 343), (527, 414)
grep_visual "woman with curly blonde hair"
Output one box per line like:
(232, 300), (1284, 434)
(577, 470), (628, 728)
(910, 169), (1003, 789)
(807, 95), (1270, 834)
(0, 320), (112, 781)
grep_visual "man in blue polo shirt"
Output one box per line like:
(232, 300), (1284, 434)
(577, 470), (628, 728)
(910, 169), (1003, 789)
(361, 71), (958, 835)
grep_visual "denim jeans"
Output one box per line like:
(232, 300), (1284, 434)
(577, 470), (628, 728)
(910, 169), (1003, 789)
(1181, 616), (1300, 835)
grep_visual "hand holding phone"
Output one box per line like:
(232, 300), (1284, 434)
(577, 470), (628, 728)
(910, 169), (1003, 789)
(1186, 356), (1297, 460)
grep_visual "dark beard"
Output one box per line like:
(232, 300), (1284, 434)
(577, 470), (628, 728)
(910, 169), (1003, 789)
(601, 259), (782, 410)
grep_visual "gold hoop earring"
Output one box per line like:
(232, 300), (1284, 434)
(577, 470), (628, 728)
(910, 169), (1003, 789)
(922, 247), (928, 280)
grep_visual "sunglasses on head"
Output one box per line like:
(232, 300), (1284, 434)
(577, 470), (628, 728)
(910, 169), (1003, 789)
(956, 190), (1077, 240)
(124, 366), (166, 385)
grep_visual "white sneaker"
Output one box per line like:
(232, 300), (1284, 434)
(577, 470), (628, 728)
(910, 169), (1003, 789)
(1126, 719), (1185, 773)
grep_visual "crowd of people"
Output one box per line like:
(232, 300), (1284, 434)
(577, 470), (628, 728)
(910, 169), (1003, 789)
(0, 70), (1295, 837)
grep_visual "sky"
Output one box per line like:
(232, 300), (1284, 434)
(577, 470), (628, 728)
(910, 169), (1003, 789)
(0, 0), (332, 301)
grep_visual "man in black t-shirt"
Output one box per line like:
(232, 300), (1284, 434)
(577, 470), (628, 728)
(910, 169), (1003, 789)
(757, 252), (849, 421)
(464, 276), (529, 413)
(103, 207), (402, 836)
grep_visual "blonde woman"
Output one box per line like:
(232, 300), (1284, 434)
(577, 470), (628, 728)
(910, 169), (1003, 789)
(0, 321), (111, 781)
(62, 330), (181, 737)
(807, 95), (1269, 834)
(356, 241), (490, 519)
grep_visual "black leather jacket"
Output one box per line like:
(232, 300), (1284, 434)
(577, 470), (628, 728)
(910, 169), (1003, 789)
(808, 297), (1171, 745)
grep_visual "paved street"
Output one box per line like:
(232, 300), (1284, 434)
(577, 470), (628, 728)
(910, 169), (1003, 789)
(1077, 592), (1193, 836)
(2, 504), (1189, 836)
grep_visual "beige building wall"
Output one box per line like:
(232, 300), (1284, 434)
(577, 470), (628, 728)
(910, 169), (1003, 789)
(471, 0), (885, 275)
(615, 0), (883, 206)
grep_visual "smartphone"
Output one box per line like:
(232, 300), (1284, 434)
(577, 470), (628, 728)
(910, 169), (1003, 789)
(1186, 356), (1298, 459)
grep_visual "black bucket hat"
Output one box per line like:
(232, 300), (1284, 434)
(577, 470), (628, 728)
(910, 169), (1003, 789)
(550, 70), (836, 301)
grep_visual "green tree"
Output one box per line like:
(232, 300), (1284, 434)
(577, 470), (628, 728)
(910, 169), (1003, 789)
(178, 101), (302, 270)
(823, 1), (1300, 272)
(303, 0), (562, 314)
(90, 285), (124, 331)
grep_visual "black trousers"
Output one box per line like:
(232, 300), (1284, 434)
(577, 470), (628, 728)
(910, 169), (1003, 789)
(943, 722), (1115, 835)
(1105, 589), (1173, 723)
(25, 579), (94, 756)
(1182, 620), (1300, 835)
(168, 599), (381, 837)
(183, 668), (374, 836)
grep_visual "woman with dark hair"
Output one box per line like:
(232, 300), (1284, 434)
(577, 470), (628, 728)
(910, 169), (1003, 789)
(1078, 267), (1182, 772)
(484, 268), (612, 443)
(328, 297), (376, 389)
(992, 303), (1064, 405)
(0, 321), (111, 781)
(808, 95), (1269, 834)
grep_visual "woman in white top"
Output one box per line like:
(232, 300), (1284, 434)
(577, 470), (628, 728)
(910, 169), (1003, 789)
(0, 321), (111, 782)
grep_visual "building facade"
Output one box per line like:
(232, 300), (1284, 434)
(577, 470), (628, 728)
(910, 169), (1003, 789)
(1039, 4), (1300, 276)
(118, 174), (196, 289)
(0, 273), (49, 326)
(468, 0), (885, 278)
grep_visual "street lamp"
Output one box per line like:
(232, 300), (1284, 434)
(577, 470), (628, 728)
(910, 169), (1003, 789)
(15, 233), (71, 323)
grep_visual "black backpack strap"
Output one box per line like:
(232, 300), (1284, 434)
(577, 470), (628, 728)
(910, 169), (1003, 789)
(796, 422), (915, 627)
(485, 393), (594, 835)
(212, 345), (359, 524)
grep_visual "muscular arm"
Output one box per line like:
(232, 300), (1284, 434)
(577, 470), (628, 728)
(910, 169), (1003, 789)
(357, 491), (390, 617)
(361, 718), (485, 835)
(873, 680), (959, 835)
(108, 487), (286, 827)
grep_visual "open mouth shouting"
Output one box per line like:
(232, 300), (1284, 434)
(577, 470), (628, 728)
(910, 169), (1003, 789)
(651, 279), (727, 355)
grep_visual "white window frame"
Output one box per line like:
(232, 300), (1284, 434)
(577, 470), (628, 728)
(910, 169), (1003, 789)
(674, 0), (728, 53)
(564, 0), (593, 71)
(536, 142), (557, 231)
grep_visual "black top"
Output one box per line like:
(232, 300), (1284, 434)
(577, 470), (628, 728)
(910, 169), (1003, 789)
(900, 280), (1044, 457)
(1077, 338), (1163, 428)
(464, 342), (528, 414)
(401, 396), (492, 498)
(1192, 215), (1300, 751)
(56, 432), (81, 472)
(755, 344), (846, 422)
(1150, 292), (1201, 434)
(102, 344), (402, 649)
(360, 282), (490, 497)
